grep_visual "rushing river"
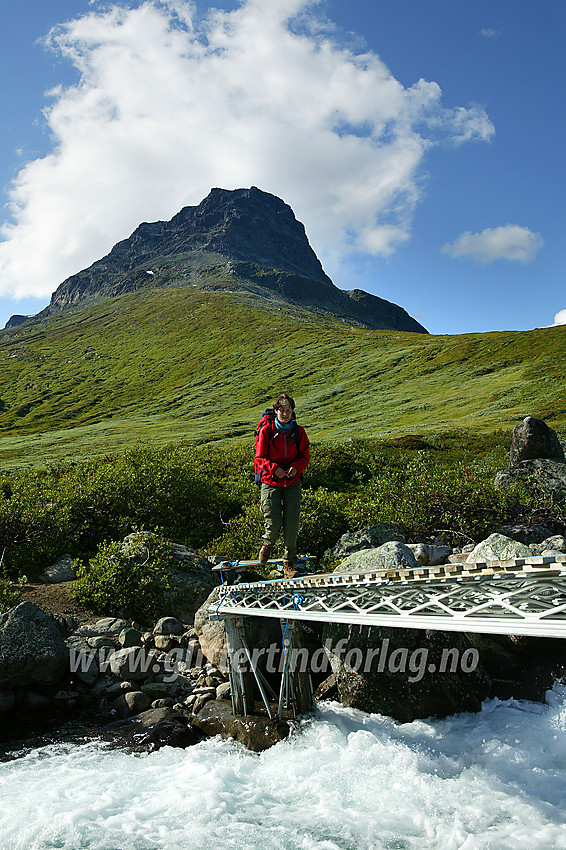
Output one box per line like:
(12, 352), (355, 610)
(2, 689), (566, 850)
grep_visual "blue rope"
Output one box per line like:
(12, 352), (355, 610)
(281, 618), (289, 648)
(292, 594), (305, 610)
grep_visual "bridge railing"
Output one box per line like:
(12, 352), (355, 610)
(212, 555), (566, 639)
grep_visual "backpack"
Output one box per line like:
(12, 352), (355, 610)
(254, 408), (301, 484)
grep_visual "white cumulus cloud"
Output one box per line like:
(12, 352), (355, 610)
(553, 309), (566, 326)
(442, 225), (543, 264)
(0, 0), (495, 299)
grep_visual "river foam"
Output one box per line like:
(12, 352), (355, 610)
(2, 687), (566, 850)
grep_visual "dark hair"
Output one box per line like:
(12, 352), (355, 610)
(273, 392), (295, 411)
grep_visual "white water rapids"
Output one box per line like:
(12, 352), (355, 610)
(2, 688), (566, 850)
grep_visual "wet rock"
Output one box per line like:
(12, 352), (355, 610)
(104, 706), (200, 750)
(111, 690), (152, 718)
(335, 542), (419, 573)
(466, 634), (566, 702)
(21, 690), (52, 711)
(0, 602), (67, 689)
(192, 699), (290, 752)
(314, 673), (338, 701)
(510, 416), (564, 466)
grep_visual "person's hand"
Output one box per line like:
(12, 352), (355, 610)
(274, 467), (287, 478)
(286, 466), (297, 478)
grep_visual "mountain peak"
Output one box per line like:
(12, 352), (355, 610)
(164, 186), (332, 285)
(32, 187), (427, 333)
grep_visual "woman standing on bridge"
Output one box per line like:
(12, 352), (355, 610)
(255, 392), (310, 579)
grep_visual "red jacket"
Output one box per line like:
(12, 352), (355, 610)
(255, 421), (310, 487)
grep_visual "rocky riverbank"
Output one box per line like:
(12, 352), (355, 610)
(2, 415), (566, 754)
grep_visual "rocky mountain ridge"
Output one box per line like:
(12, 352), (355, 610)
(12, 187), (427, 334)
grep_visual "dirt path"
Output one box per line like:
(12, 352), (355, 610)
(18, 581), (98, 623)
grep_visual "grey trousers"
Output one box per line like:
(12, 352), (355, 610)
(260, 480), (302, 563)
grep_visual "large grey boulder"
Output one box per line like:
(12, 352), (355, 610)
(325, 523), (406, 564)
(495, 417), (566, 505)
(322, 622), (490, 721)
(40, 554), (76, 583)
(465, 533), (533, 563)
(510, 416), (564, 466)
(531, 535), (566, 555)
(0, 602), (67, 689)
(193, 586), (282, 676)
(335, 541), (419, 574)
(121, 533), (218, 622)
(193, 587), (227, 672)
(109, 646), (157, 682)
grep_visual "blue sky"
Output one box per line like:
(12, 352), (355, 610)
(0, 0), (564, 335)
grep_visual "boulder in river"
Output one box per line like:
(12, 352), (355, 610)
(192, 699), (290, 752)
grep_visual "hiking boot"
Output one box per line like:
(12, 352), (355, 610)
(258, 545), (271, 565)
(283, 561), (298, 579)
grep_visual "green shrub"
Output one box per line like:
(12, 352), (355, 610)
(0, 578), (20, 613)
(345, 455), (530, 544)
(70, 532), (176, 620)
(303, 441), (372, 489)
(207, 502), (264, 562)
(297, 489), (349, 560)
(0, 433), (562, 587)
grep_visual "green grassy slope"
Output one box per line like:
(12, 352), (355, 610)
(0, 284), (564, 467)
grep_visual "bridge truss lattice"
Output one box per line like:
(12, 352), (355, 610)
(213, 555), (566, 638)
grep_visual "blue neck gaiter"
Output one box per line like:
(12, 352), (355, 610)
(274, 418), (294, 433)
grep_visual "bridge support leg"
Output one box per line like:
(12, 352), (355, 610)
(279, 619), (315, 718)
(224, 616), (255, 716)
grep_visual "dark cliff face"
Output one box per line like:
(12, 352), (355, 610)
(40, 186), (427, 333)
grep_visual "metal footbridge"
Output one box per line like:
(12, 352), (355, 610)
(213, 554), (566, 639)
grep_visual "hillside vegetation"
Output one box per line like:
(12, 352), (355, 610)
(0, 284), (564, 468)
(1, 433), (560, 598)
